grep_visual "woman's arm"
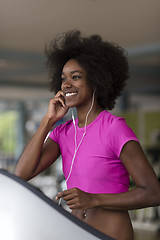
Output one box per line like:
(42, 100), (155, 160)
(93, 141), (160, 210)
(15, 91), (69, 181)
(56, 141), (160, 210)
(15, 117), (60, 181)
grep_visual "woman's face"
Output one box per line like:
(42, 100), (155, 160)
(61, 59), (93, 108)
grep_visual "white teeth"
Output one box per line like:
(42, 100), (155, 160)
(66, 92), (77, 97)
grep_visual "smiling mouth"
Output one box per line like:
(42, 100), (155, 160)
(65, 92), (78, 97)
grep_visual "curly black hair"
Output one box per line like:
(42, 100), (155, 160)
(45, 30), (129, 110)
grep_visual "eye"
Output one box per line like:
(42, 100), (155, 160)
(61, 77), (66, 82)
(72, 75), (82, 80)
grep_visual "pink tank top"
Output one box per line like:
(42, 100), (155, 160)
(49, 110), (139, 194)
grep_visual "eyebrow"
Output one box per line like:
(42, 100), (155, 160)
(61, 70), (83, 75)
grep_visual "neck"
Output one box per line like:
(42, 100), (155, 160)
(76, 101), (104, 128)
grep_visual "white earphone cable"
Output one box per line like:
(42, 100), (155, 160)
(66, 89), (96, 184)
(58, 90), (96, 206)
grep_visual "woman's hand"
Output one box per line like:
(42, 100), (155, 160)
(56, 188), (94, 210)
(45, 91), (69, 124)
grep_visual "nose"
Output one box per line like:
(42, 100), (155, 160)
(61, 78), (72, 90)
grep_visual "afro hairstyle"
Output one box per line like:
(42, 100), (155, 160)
(45, 30), (129, 110)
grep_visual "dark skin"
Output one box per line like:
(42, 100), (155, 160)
(15, 59), (160, 240)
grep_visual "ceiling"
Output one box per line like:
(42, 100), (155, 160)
(0, 0), (160, 100)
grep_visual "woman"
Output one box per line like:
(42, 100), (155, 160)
(15, 30), (160, 240)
